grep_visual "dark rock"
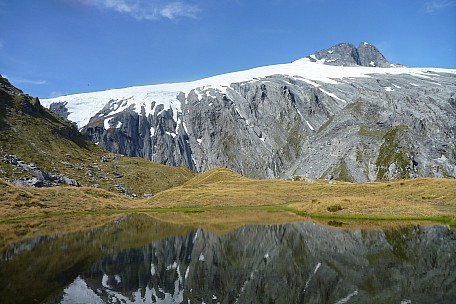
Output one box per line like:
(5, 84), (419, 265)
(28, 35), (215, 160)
(307, 42), (390, 67)
(12, 177), (51, 187)
(50, 174), (81, 187)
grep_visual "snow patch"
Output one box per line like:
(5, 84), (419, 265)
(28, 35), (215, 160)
(166, 262), (178, 270)
(193, 231), (198, 242)
(62, 277), (104, 304)
(335, 290), (359, 304)
(319, 88), (347, 103)
(199, 253), (205, 261)
(235, 107), (245, 119)
(304, 262), (321, 292)
(185, 267), (190, 279)
(104, 118), (111, 130)
(384, 87), (394, 92)
(300, 78), (320, 87)
(151, 263), (156, 276)
(392, 84), (401, 88)
(114, 275), (121, 284)
(166, 131), (177, 138)
(369, 61), (376, 67)
(197, 138), (203, 144)
(327, 50), (334, 54)
(409, 83), (419, 87)
(102, 274), (110, 289)
(305, 120), (315, 131)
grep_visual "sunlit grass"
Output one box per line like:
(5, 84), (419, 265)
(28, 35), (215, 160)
(1, 168), (455, 228)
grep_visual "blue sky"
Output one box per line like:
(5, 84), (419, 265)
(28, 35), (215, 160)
(0, 0), (455, 98)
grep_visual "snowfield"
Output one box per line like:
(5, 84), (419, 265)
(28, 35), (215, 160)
(41, 57), (456, 129)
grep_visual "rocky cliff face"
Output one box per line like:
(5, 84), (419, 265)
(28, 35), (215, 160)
(307, 42), (391, 67)
(42, 43), (456, 181)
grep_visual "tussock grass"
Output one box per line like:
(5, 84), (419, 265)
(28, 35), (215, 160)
(0, 179), (137, 219)
(148, 168), (456, 219)
(1, 168), (455, 226)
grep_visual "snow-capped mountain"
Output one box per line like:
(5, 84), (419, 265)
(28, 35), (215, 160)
(42, 43), (456, 181)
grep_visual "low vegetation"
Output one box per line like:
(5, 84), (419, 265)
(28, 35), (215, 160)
(1, 168), (455, 227)
(149, 168), (456, 221)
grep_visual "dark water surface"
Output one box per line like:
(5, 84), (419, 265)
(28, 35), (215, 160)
(1, 214), (455, 304)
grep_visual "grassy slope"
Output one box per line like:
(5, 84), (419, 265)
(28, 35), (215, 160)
(0, 76), (195, 196)
(1, 168), (455, 222)
(148, 168), (456, 219)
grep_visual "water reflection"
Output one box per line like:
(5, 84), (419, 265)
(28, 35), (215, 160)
(1, 214), (455, 304)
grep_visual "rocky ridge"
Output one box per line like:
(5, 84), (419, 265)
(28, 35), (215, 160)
(42, 43), (456, 181)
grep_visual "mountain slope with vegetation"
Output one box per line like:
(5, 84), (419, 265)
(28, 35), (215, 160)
(0, 75), (194, 197)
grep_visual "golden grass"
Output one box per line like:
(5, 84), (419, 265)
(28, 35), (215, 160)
(147, 209), (305, 234)
(0, 213), (122, 252)
(1, 168), (455, 226)
(148, 168), (456, 218)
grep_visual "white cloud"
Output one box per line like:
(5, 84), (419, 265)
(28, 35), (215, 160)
(160, 2), (200, 20)
(425, 0), (456, 13)
(74, 0), (200, 20)
(7, 77), (47, 85)
(49, 91), (68, 98)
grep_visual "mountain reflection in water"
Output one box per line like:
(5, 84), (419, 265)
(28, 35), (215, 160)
(0, 214), (455, 304)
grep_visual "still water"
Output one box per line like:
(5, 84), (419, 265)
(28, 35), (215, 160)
(0, 214), (455, 304)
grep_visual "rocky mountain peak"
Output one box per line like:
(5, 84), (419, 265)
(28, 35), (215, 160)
(307, 42), (391, 67)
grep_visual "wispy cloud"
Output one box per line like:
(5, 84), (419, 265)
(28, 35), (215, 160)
(5, 76), (47, 85)
(49, 91), (68, 98)
(425, 0), (456, 13)
(73, 0), (200, 20)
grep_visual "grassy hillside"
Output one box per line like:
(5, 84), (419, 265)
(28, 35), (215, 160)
(0, 167), (455, 228)
(0, 76), (194, 196)
(148, 168), (456, 219)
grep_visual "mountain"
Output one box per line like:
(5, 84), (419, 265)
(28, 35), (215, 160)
(306, 42), (392, 67)
(41, 43), (456, 181)
(0, 75), (194, 195)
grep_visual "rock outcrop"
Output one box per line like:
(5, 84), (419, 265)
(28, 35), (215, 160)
(3, 154), (81, 187)
(307, 42), (391, 67)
